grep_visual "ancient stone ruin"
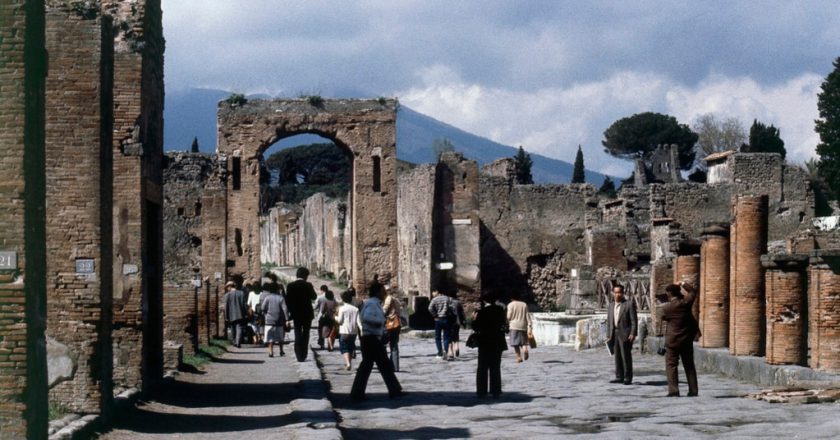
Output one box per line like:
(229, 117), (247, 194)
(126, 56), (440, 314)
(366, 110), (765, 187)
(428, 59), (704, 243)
(2, 1), (840, 438)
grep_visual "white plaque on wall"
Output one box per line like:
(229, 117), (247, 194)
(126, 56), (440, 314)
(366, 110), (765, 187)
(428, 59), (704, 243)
(452, 218), (472, 225)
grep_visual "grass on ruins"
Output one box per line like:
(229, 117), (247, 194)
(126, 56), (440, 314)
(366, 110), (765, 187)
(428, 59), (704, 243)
(49, 402), (69, 421)
(182, 338), (230, 370)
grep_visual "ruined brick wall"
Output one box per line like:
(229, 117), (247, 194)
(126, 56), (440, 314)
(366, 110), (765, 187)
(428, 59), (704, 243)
(699, 226), (729, 348)
(479, 177), (595, 299)
(218, 99), (398, 291)
(586, 229), (626, 271)
(397, 164), (435, 296)
(434, 153), (481, 302)
(808, 254), (840, 372)
(650, 258), (673, 335)
(298, 193), (351, 278)
(163, 152), (226, 351)
(729, 195), (768, 356)
(0, 1), (48, 436)
(103, 0), (164, 394)
(45, 0), (114, 413)
(650, 183), (731, 238)
(763, 256), (806, 366)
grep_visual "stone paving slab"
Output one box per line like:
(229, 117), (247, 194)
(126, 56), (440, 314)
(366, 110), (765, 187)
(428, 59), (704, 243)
(315, 332), (840, 439)
(96, 339), (341, 440)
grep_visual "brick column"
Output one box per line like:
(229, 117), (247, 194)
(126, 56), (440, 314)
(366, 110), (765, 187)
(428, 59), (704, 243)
(762, 254), (807, 366)
(808, 252), (840, 372)
(0, 1), (48, 437)
(729, 195), (768, 356)
(673, 247), (700, 320)
(649, 258), (673, 336)
(103, 0), (165, 394)
(699, 223), (729, 348)
(45, 1), (114, 414)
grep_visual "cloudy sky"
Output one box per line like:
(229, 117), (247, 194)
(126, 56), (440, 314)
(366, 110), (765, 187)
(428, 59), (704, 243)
(162, 0), (840, 176)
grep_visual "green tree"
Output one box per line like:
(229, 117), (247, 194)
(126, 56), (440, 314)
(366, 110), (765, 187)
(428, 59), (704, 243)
(190, 136), (199, 153)
(816, 56), (840, 202)
(572, 145), (586, 183)
(742, 119), (786, 158)
(602, 112), (698, 170)
(598, 176), (616, 198)
(432, 137), (455, 159)
(692, 113), (746, 157)
(513, 146), (533, 184)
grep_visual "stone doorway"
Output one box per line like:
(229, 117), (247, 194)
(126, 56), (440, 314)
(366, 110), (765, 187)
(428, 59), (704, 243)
(217, 98), (399, 290)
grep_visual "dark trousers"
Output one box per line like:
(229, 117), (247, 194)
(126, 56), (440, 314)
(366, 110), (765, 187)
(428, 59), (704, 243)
(351, 335), (402, 398)
(666, 342), (698, 396)
(293, 320), (312, 362)
(434, 318), (451, 356)
(613, 332), (633, 382)
(385, 328), (400, 372)
(476, 348), (502, 397)
(230, 319), (246, 347)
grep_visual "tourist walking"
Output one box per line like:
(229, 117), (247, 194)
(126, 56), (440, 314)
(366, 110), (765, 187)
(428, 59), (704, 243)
(448, 291), (467, 359)
(350, 282), (405, 400)
(657, 282), (700, 397)
(382, 285), (403, 371)
(314, 285), (328, 349)
(428, 289), (454, 359)
(472, 289), (507, 398)
(223, 281), (248, 348)
(286, 267), (317, 362)
(607, 284), (638, 385)
(336, 289), (360, 370)
(506, 291), (532, 363)
(246, 280), (263, 345)
(319, 288), (338, 351)
(261, 282), (289, 357)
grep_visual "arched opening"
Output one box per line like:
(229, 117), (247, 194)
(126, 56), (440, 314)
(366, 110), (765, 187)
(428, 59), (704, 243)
(259, 133), (353, 282)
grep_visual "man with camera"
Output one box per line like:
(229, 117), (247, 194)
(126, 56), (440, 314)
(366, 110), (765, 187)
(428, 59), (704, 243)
(656, 283), (700, 397)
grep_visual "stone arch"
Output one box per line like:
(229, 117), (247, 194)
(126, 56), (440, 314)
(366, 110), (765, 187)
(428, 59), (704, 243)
(217, 98), (398, 290)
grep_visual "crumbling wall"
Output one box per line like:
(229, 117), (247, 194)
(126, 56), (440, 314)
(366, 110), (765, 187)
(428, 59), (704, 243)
(479, 175), (594, 300)
(162, 152), (226, 352)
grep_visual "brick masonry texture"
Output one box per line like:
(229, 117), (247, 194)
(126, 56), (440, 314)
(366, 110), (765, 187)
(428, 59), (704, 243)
(729, 196), (768, 357)
(764, 258), (806, 366)
(163, 152), (227, 352)
(700, 229), (729, 348)
(45, 0), (114, 414)
(217, 99), (398, 290)
(0, 0), (48, 437)
(808, 255), (840, 372)
(103, 0), (165, 395)
(674, 254), (700, 320)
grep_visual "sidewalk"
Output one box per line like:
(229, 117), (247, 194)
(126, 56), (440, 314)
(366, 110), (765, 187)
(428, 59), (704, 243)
(97, 341), (341, 440)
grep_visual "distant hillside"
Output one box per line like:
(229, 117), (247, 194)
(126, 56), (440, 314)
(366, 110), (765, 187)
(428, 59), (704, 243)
(164, 88), (610, 185)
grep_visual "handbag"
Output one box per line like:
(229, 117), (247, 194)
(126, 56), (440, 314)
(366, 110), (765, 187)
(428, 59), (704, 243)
(328, 324), (338, 339)
(385, 314), (401, 331)
(465, 332), (479, 349)
(527, 329), (538, 348)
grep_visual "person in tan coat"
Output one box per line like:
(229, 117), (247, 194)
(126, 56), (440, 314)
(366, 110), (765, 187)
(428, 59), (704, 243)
(506, 291), (532, 363)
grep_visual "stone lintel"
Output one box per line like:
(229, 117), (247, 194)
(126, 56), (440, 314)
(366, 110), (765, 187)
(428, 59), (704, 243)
(809, 250), (840, 269)
(761, 253), (809, 271)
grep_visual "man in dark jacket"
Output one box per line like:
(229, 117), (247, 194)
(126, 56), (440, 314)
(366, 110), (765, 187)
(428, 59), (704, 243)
(286, 267), (317, 361)
(606, 284), (637, 385)
(223, 281), (248, 348)
(658, 283), (699, 397)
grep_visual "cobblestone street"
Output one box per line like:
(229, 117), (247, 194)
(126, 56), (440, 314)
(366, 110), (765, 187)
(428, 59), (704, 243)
(96, 325), (840, 439)
(317, 332), (840, 439)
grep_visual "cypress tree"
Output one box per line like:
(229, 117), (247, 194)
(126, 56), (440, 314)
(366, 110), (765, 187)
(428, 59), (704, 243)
(513, 146), (533, 184)
(816, 56), (840, 202)
(572, 145), (585, 183)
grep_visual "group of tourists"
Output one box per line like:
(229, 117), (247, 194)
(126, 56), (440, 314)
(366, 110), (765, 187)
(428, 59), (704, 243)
(225, 268), (698, 400)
